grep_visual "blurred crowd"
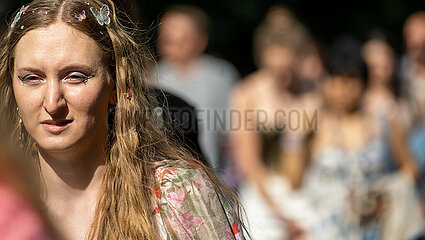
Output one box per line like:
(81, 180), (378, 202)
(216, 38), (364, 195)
(150, 5), (425, 240)
(1, 1), (425, 240)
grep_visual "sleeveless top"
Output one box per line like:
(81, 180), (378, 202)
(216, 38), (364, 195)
(302, 115), (388, 240)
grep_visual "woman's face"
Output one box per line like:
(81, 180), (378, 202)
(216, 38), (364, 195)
(363, 41), (394, 85)
(260, 44), (295, 87)
(323, 76), (363, 113)
(13, 22), (115, 154)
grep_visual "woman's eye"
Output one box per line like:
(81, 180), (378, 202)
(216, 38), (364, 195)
(18, 75), (43, 85)
(63, 72), (92, 84)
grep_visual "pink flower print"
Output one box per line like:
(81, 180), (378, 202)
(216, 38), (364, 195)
(176, 211), (205, 236)
(166, 210), (204, 238)
(191, 215), (202, 226)
(167, 189), (186, 205)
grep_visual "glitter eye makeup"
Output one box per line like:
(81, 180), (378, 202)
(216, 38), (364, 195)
(63, 72), (95, 84)
(18, 74), (44, 85)
(17, 72), (95, 85)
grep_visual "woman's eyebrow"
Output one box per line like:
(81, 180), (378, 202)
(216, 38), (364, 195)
(17, 67), (43, 73)
(17, 65), (96, 73)
(59, 64), (96, 74)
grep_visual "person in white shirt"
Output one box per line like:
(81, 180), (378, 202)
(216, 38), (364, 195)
(151, 5), (239, 174)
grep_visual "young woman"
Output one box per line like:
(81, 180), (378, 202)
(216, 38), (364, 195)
(0, 0), (244, 239)
(298, 37), (421, 240)
(362, 38), (410, 129)
(230, 7), (313, 239)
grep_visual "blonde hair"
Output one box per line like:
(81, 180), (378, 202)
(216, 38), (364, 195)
(0, 0), (243, 239)
(253, 5), (310, 67)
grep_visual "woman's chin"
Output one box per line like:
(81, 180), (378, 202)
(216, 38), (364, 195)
(36, 139), (78, 154)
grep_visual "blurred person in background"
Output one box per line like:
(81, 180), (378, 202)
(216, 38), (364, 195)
(400, 12), (425, 127)
(252, 5), (325, 95)
(149, 87), (209, 166)
(251, 6), (309, 63)
(400, 11), (425, 99)
(295, 36), (421, 240)
(294, 41), (327, 94)
(400, 12), (425, 209)
(361, 38), (416, 177)
(0, 134), (57, 239)
(151, 5), (239, 175)
(362, 38), (409, 126)
(0, 5), (56, 239)
(230, 6), (317, 240)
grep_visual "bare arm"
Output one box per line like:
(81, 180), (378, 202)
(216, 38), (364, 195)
(280, 132), (310, 190)
(229, 86), (304, 235)
(229, 87), (272, 205)
(388, 117), (418, 179)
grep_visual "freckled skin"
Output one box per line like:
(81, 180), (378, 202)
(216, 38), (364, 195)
(13, 22), (114, 155)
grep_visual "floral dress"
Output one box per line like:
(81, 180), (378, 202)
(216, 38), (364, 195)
(302, 139), (387, 240)
(153, 161), (244, 240)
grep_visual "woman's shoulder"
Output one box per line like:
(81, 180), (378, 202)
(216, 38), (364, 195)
(153, 159), (217, 201)
(231, 70), (274, 109)
(236, 70), (272, 92)
(153, 159), (206, 184)
(152, 159), (244, 239)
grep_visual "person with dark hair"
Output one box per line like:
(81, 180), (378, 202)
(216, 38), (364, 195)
(151, 4), (239, 175)
(149, 87), (208, 166)
(293, 36), (422, 240)
(0, 1), (246, 239)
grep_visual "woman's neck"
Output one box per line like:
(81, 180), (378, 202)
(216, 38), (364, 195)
(38, 144), (107, 204)
(38, 146), (107, 240)
(326, 106), (361, 119)
(368, 80), (388, 91)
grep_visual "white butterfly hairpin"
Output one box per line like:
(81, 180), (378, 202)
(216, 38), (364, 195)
(90, 4), (111, 26)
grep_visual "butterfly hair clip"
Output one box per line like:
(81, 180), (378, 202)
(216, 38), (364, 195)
(90, 4), (111, 26)
(11, 5), (29, 28)
(75, 10), (86, 22)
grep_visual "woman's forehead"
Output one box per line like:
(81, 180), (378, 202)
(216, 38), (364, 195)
(14, 22), (102, 71)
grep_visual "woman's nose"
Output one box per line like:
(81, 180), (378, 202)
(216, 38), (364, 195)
(43, 79), (66, 115)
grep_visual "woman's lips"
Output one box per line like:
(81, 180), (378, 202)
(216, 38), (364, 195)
(41, 120), (73, 134)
